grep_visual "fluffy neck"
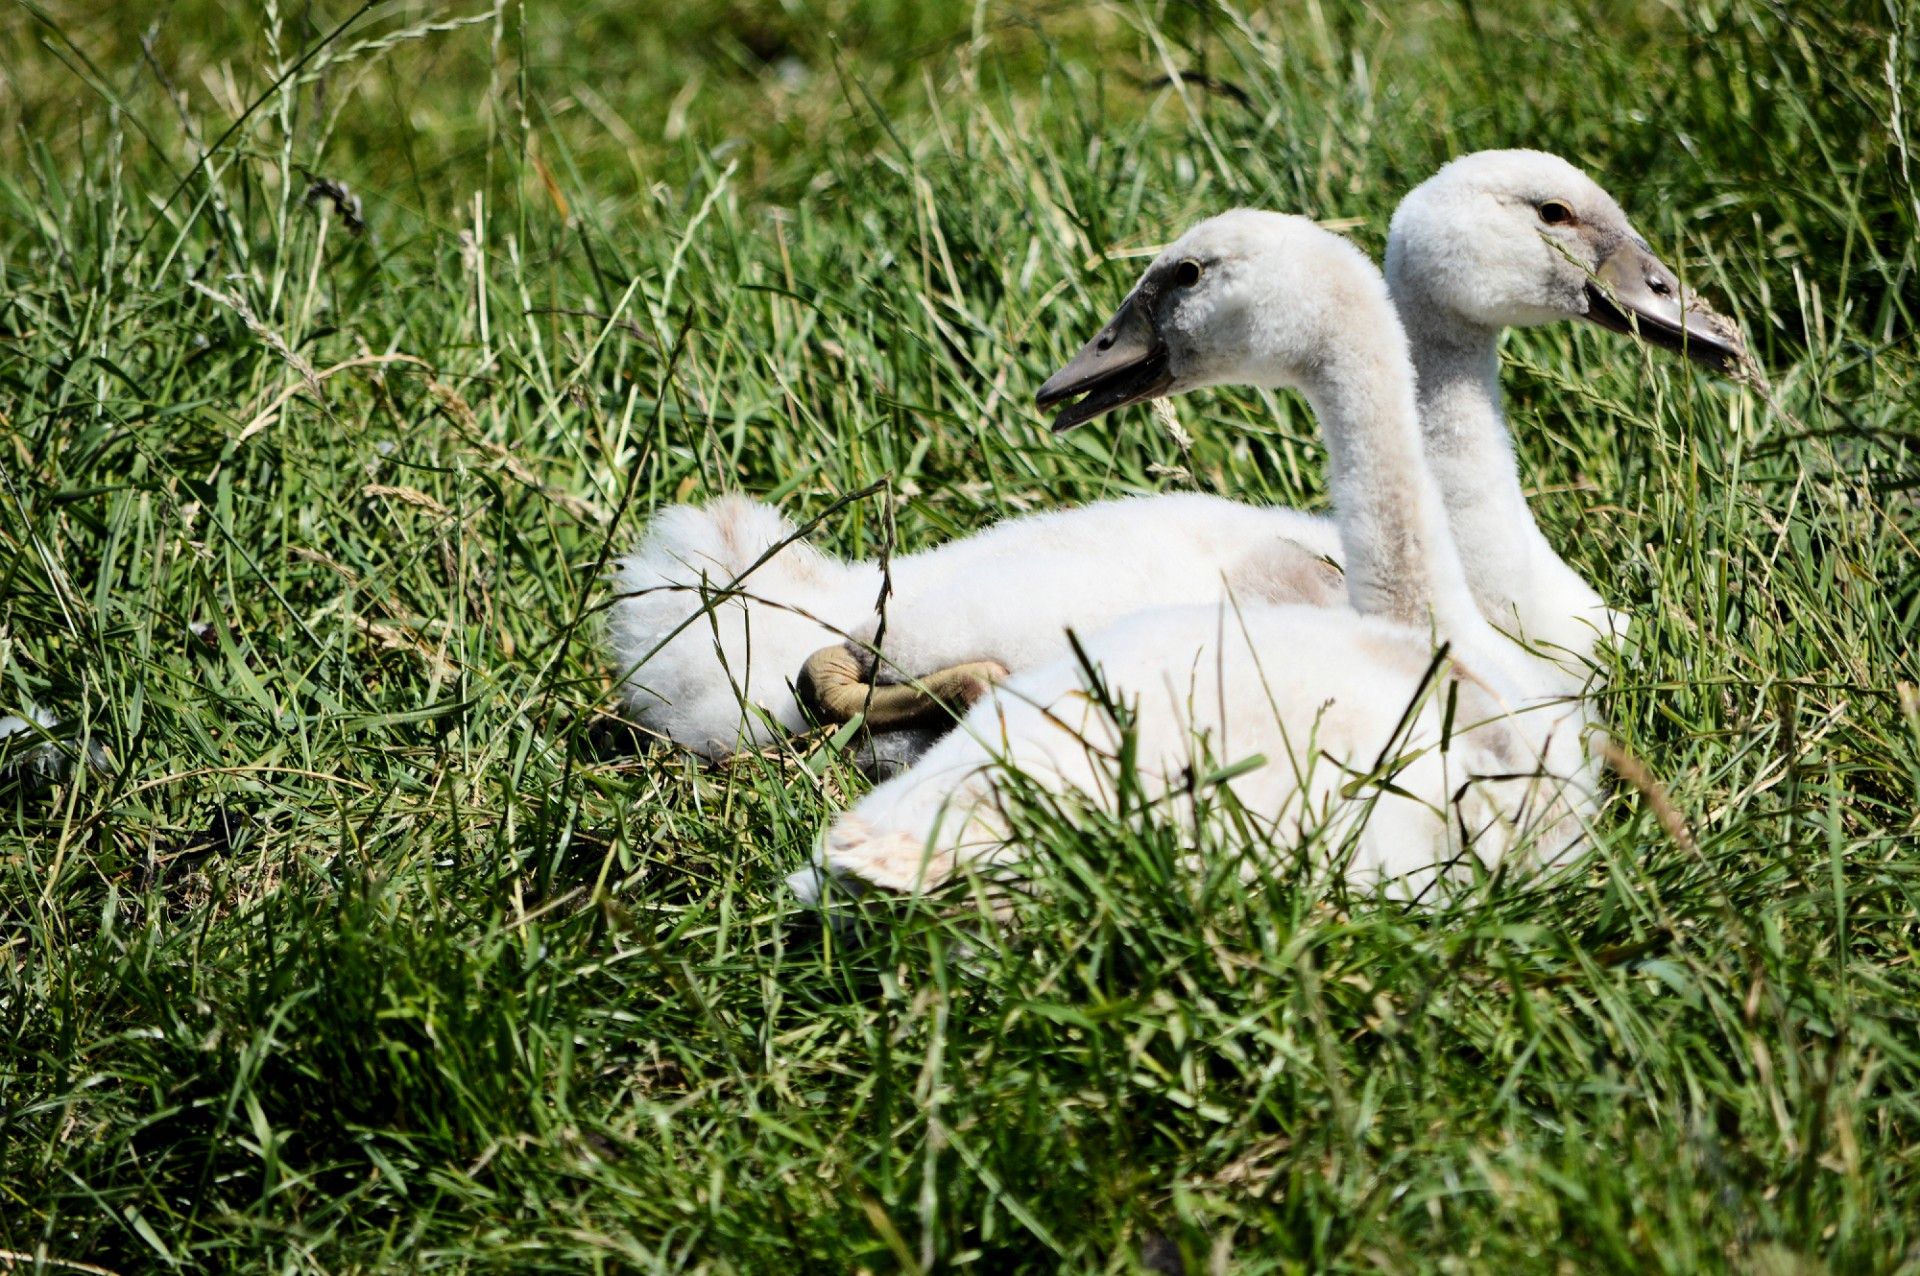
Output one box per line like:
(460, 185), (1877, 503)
(1297, 318), (1495, 653)
(1392, 288), (1556, 633)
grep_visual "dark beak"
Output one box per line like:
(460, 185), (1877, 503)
(1583, 240), (1748, 375)
(1034, 291), (1176, 432)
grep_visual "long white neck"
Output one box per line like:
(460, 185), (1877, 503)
(1392, 295), (1551, 631)
(1298, 318), (1502, 660)
(1391, 275), (1618, 693)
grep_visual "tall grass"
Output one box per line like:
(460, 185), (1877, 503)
(0, 0), (1915, 1270)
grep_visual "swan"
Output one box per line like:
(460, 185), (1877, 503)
(608, 150), (1741, 759)
(790, 211), (1625, 903)
(609, 492), (1342, 759)
(1384, 149), (1744, 682)
(786, 151), (1744, 722)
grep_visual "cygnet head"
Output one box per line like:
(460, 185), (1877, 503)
(1036, 210), (1399, 431)
(1386, 149), (1745, 371)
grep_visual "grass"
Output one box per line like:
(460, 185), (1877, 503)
(0, 0), (1916, 1269)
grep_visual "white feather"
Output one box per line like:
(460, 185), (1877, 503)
(613, 151), (1672, 759)
(608, 492), (1342, 758)
(803, 210), (1599, 900)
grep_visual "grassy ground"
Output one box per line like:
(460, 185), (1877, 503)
(1, 0), (1917, 1270)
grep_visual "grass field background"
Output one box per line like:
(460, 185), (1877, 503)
(1, 0), (1916, 1270)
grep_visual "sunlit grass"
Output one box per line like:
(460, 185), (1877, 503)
(0, 0), (1915, 1270)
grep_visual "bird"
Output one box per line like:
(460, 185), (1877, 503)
(607, 490), (1342, 759)
(790, 204), (1728, 905)
(607, 151), (1743, 761)
(1382, 149), (1745, 685)
(825, 148), (1745, 704)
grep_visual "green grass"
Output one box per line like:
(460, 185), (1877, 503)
(1, 0), (1917, 1270)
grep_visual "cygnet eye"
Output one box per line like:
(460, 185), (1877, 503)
(1537, 200), (1575, 226)
(1173, 259), (1204, 287)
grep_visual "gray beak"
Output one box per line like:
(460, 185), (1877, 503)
(1035, 291), (1176, 432)
(1583, 240), (1747, 374)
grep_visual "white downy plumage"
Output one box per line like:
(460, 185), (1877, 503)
(607, 492), (1342, 758)
(795, 210), (1610, 902)
(608, 150), (1740, 761)
(1383, 149), (1742, 683)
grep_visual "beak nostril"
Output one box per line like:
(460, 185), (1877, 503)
(1097, 336), (1114, 351)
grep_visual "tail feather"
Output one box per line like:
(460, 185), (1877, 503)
(608, 497), (876, 757)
